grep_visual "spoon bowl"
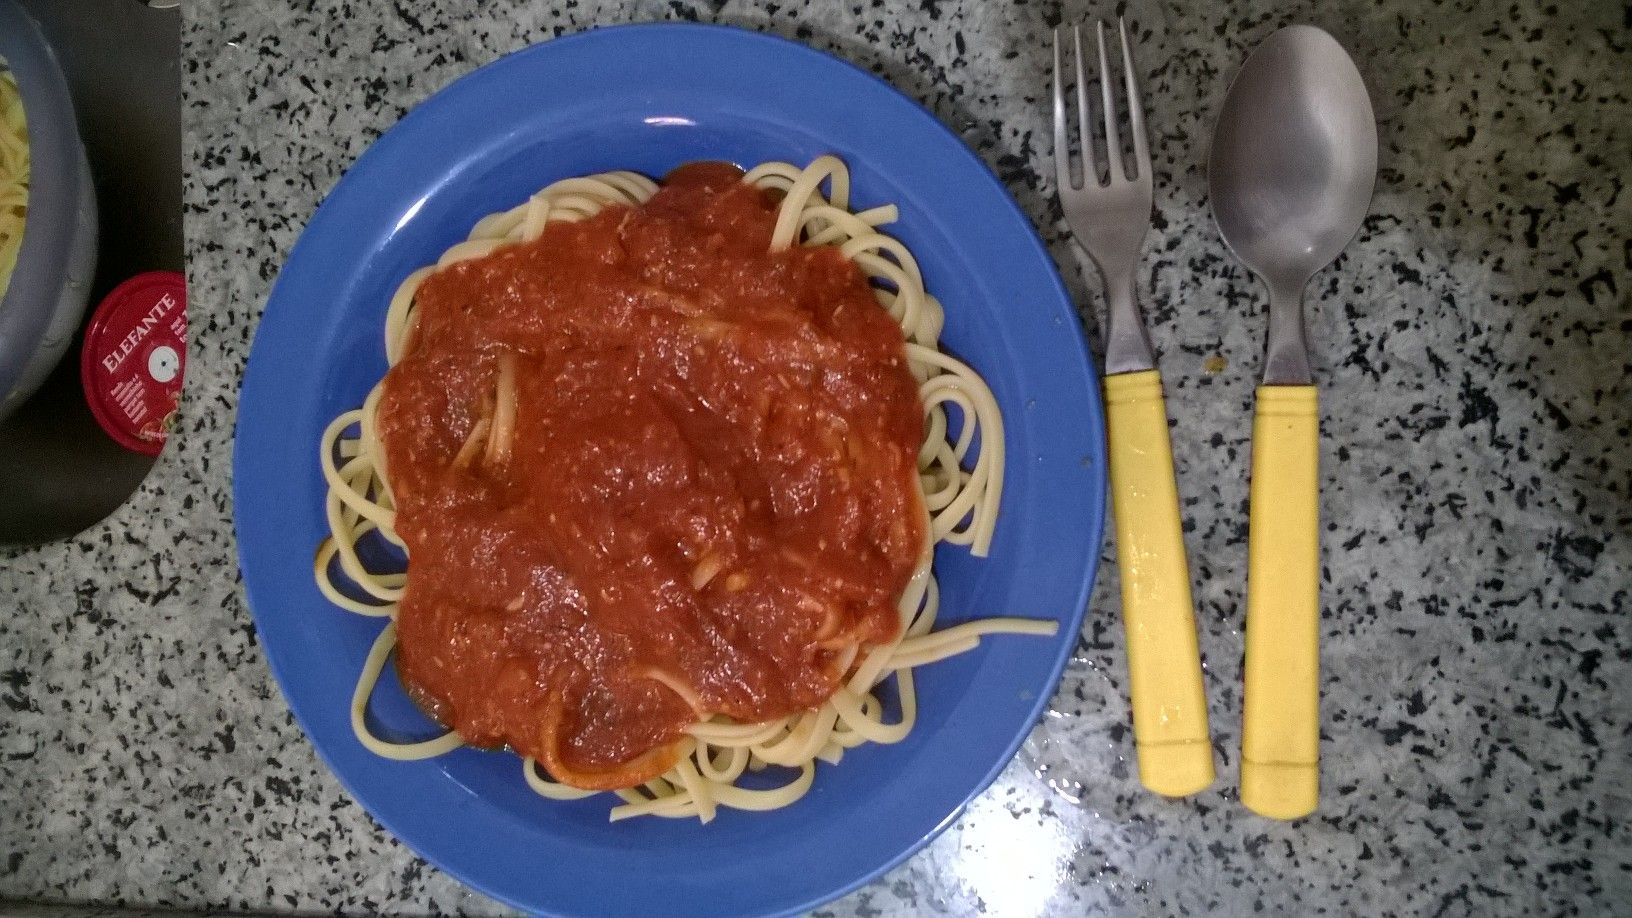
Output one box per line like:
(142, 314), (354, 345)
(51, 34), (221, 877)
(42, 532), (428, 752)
(1210, 24), (1377, 372)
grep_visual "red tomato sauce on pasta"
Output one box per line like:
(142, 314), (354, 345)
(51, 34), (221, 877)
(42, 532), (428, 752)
(376, 163), (926, 789)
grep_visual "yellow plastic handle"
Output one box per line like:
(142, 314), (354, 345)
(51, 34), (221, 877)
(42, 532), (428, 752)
(1241, 384), (1321, 820)
(1102, 370), (1215, 798)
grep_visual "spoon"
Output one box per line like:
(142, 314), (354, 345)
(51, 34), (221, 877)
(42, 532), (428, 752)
(1208, 25), (1376, 820)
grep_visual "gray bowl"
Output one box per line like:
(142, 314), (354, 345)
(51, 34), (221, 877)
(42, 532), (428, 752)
(0, 0), (97, 420)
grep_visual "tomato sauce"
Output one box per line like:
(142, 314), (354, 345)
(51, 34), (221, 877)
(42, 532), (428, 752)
(376, 163), (926, 788)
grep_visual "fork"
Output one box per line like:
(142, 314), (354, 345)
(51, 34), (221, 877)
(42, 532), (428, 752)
(1053, 19), (1213, 798)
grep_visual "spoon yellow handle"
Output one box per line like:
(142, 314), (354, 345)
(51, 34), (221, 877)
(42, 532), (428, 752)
(1103, 370), (1215, 798)
(1241, 384), (1320, 819)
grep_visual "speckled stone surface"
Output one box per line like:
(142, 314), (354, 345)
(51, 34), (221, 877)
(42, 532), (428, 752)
(2, 0), (1629, 914)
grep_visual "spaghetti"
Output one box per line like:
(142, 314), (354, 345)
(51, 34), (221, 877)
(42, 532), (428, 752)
(0, 65), (27, 300)
(316, 157), (1056, 822)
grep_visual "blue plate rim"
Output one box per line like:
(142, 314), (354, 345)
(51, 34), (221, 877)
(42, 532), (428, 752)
(234, 21), (1106, 918)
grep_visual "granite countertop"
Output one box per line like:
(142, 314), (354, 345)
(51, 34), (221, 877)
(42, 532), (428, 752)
(3, 0), (1629, 914)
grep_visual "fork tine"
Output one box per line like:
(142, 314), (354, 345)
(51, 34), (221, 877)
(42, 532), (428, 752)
(1073, 25), (1096, 185)
(1051, 28), (1071, 192)
(1119, 17), (1150, 179)
(1095, 21), (1124, 182)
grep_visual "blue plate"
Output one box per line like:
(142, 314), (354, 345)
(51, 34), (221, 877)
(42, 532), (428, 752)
(235, 23), (1105, 918)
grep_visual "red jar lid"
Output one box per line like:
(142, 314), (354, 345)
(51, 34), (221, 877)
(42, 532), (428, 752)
(79, 271), (188, 456)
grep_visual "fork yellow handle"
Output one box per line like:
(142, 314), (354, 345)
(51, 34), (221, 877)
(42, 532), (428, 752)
(1103, 370), (1214, 797)
(1241, 385), (1320, 820)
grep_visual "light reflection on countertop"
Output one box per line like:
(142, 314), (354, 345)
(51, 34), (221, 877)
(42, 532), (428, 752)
(943, 778), (1078, 917)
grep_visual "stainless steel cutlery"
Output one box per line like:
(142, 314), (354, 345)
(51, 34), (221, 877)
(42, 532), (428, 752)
(1054, 20), (1376, 817)
(1053, 19), (1215, 799)
(1209, 24), (1377, 820)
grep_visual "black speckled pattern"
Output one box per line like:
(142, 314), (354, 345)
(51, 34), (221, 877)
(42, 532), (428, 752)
(2, 0), (1629, 915)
